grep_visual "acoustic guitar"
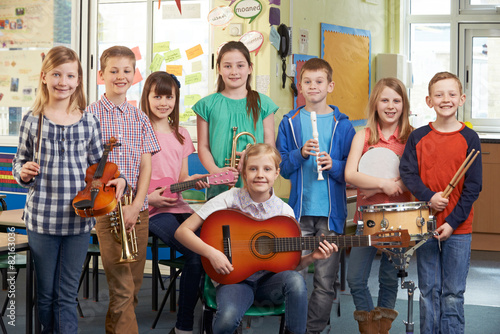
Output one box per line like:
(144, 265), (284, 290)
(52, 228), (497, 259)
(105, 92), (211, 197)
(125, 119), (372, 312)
(200, 209), (411, 285)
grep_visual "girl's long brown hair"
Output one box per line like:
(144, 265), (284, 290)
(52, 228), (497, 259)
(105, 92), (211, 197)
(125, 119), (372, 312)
(366, 77), (412, 145)
(140, 71), (184, 144)
(32, 46), (86, 116)
(216, 41), (261, 129)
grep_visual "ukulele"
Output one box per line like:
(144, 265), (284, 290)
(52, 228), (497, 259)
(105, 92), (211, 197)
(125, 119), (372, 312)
(148, 171), (235, 212)
(72, 138), (121, 218)
(200, 209), (411, 285)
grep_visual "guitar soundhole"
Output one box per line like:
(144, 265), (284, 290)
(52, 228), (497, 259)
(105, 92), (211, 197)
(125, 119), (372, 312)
(252, 233), (276, 259)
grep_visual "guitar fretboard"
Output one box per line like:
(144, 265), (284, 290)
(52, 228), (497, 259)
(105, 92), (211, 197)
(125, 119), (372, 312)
(273, 235), (372, 252)
(169, 177), (208, 194)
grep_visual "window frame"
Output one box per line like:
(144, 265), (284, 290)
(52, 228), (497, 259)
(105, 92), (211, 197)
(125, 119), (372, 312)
(404, 0), (500, 129)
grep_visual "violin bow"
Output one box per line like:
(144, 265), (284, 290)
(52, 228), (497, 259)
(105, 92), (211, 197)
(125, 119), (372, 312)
(34, 112), (43, 165)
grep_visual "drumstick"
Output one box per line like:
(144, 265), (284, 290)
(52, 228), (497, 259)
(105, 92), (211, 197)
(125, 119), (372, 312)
(442, 149), (475, 197)
(432, 150), (479, 217)
(442, 150), (480, 199)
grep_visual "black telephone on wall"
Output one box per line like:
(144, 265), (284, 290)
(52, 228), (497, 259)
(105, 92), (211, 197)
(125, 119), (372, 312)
(277, 24), (297, 95)
(278, 24), (290, 58)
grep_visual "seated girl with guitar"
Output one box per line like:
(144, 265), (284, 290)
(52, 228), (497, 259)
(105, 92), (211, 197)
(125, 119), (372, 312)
(141, 71), (214, 334)
(175, 143), (336, 334)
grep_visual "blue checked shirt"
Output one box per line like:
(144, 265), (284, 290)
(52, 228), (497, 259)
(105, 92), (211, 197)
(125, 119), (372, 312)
(12, 111), (103, 235)
(86, 95), (161, 211)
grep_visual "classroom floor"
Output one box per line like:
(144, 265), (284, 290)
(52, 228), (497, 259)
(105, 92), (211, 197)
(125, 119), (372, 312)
(1, 249), (500, 333)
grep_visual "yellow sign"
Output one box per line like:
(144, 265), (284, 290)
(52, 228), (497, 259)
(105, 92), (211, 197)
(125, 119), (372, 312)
(185, 72), (202, 85)
(164, 49), (182, 63)
(184, 94), (201, 106)
(150, 54), (165, 72)
(180, 108), (196, 122)
(153, 42), (170, 53)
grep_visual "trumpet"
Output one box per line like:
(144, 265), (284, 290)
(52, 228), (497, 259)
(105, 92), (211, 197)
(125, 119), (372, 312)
(310, 112), (324, 181)
(110, 187), (139, 263)
(225, 126), (257, 169)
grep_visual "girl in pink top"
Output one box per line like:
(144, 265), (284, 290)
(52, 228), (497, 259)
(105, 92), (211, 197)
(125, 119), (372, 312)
(345, 77), (413, 333)
(141, 71), (207, 334)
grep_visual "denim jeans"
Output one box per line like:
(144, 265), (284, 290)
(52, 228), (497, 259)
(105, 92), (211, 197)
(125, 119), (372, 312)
(416, 234), (471, 334)
(346, 246), (399, 311)
(27, 229), (90, 334)
(149, 212), (202, 331)
(213, 270), (307, 334)
(299, 216), (340, 334)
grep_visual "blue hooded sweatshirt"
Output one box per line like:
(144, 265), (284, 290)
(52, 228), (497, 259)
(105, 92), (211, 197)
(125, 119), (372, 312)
(276, 105), (355, 234)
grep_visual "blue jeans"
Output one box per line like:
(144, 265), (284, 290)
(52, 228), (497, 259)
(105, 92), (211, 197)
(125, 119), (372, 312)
(149, 212), (203, 331)
(27, 230), (90, 334)
(213, 271), (307, 334)
(300, 216), (340, 333)
(416, 234), (471, 334)
(347, 246), (399, 311)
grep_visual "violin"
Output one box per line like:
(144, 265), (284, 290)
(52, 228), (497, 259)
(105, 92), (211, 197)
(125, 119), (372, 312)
(72, 137), (121, 217)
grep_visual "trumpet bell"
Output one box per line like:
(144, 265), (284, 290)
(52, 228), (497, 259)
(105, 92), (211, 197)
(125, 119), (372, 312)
(225, 127), (257, 169)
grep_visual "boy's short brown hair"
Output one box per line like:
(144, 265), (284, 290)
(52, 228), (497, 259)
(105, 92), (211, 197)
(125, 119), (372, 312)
(100, 46), (136, 72)
(428, 71), (463, 95)
(300, 58), (333, 83)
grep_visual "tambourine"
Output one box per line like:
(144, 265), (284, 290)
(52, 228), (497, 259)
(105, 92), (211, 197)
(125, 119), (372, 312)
(358, 147), (400, 179)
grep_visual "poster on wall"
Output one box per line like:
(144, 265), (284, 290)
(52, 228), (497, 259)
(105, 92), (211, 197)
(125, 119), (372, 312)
(0, 0), (54, 48)
(321, 23), (371, 126)
(0, 50), (46, 108)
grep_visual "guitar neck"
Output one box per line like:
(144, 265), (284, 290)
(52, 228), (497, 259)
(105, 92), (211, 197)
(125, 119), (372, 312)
(274, 235), (371, 252)
(169, 176), (208, 194)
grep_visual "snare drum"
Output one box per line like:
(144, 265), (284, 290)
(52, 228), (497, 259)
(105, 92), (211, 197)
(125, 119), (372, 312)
(358, 201), (434, 240)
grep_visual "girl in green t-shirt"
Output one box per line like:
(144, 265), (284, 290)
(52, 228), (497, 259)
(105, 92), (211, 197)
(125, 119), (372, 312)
(193, 41), (278, 198)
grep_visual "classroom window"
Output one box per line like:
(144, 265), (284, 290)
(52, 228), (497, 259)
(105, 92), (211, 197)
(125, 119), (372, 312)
(96, 2), (148, 106)
(0, 0), (80, 145)
(408, 23), (450, 129)
(460, 25), (500, 131)
(406, 0), (500, 132)
(461, 0), (500, 12)
(410, 0), (450, 15)
(89, 0), (212, 144)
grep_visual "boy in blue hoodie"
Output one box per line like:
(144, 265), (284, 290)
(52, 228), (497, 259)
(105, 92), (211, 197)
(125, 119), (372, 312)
(276, 58), (355, 334)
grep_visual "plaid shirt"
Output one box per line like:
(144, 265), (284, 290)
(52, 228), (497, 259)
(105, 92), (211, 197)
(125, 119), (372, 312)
(12, 111), (103, 235)
(86, 95), (161, 211)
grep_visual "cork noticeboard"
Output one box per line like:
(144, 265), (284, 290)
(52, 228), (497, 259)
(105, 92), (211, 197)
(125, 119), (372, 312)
(321, 23), (371, 126)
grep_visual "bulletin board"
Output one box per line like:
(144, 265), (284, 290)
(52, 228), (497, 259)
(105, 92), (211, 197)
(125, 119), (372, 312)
(0, 50), (46, 108)
(0, 153), (27, 194)
(321, 23), (371, 126)
(0, 0), (54, 48)
(293, 54), (317, 109)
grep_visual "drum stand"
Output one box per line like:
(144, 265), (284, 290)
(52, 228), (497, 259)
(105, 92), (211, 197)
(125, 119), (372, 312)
(383, 235), (433, 334)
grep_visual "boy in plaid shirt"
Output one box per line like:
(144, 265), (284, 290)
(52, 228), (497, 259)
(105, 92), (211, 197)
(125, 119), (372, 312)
(87, 46), (160, 334)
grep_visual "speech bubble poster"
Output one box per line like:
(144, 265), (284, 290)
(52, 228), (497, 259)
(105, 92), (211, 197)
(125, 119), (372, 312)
(234, 0), (262, 24)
